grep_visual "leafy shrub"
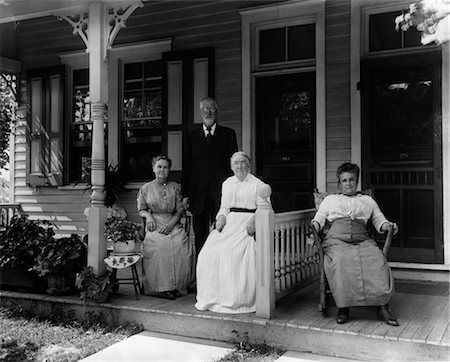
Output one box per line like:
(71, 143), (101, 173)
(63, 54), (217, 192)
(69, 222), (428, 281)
(0, 216), (55, 270)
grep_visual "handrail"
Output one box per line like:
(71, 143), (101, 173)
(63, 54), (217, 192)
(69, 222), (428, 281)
(255, 187), (318, 319)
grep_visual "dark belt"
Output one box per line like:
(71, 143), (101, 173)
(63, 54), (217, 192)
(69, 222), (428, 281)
(229, 208), (256, 213)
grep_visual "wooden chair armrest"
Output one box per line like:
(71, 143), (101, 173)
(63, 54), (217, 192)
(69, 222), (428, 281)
(382, 224), (394, 257)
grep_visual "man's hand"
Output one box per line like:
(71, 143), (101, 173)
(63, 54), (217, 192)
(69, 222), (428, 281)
(182, 197), (190, 210)
(216, 215), (226, 232)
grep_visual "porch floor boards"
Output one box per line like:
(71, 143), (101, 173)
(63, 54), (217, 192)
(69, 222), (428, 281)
(1, 266), (448, 361)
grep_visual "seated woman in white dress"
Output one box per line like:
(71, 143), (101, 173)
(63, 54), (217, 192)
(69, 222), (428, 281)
(195, 151), (270, 314)
(137, 155), (194, 300)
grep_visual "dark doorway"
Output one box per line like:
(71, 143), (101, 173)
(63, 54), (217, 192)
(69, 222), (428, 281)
(361, 52), (443, 263)
(255, 72), (316, 212)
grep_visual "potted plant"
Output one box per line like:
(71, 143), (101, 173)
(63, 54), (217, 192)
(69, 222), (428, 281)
(104, 217), (142, 254)
(32, 234), (87, 295)
(76, 266), (113, 303)
(0, 215), (54, 292)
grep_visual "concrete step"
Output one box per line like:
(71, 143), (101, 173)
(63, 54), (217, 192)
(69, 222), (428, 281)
(275, 351), (363, 361)
(79, 331), (233, 361)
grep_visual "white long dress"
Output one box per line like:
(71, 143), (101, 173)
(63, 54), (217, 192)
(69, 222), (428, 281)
(195, 173), (267, 314)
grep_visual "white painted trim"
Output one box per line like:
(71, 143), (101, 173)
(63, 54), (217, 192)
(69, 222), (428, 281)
(390, 262), (450, 271)
(240, 0), (326, 189)
(443, 41), (450, 265)
(109, 39), (172, 62)
(351, 0), (450, 266)
(59, 51), (89, 68)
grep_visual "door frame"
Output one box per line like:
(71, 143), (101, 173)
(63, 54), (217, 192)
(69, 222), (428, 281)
(240, 0), (326, 192)
(351, 0), (450, 266)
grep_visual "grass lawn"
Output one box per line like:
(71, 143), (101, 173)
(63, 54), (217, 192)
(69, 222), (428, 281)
(0, 306), (141, 362)
(0, 305), (284, 362)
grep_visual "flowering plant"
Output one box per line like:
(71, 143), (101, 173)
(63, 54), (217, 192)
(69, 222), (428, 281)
(104, 217), (142, 244)
(395, 0), (450, 45)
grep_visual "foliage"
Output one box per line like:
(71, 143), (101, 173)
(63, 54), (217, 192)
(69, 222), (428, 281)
(0, 216), (55, 270)
(0, 306), (141, 362)
(104, 217), (142, 244)
(32, 234), (87, 277)
(217, 330), (284, 362)
(0, 73), (17, 170)
(76, 266), (113, 302)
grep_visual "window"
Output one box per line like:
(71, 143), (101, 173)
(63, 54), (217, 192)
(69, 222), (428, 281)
(121, 60), (163, 181)
(27, 66), (64, 186)
(258, 23), (315, 65)
(70, 69), (92, 182)
(367, 11), (423, 53)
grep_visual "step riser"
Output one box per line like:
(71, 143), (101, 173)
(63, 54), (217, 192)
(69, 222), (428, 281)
(1, 294), (448, 362)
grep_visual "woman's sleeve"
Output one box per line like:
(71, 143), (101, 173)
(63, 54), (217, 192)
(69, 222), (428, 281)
(174, 183), (184, 213)
(311, 196), (330, 230)
(216, 180), (231, 219)
(136, 187), (148, 212)
(370, 197), (389, 232)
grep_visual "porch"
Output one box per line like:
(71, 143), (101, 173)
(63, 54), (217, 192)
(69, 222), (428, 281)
(1, 272), (448, 362)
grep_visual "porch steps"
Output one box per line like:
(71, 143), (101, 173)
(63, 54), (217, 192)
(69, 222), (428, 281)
(0, 285), (448, 362)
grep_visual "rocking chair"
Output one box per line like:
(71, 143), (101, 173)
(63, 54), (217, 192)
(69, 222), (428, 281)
(309, 188), (394, 316)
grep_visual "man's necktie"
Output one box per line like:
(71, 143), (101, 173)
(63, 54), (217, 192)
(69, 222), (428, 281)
(206, 127), (212, 143)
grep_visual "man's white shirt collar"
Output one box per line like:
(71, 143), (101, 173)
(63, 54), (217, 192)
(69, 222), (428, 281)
(203, 123), (217, 136)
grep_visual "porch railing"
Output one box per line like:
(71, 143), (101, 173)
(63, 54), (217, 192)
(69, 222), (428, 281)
(255, 185), (318, 319)
(0, 203), (22, 230)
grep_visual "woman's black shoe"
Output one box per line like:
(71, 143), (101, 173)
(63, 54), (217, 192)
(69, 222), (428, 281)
(171, 289), (182, 298)
(336, 308), (350, 324)
(152, 291), (175, 300)
(376, 304), (399, 326)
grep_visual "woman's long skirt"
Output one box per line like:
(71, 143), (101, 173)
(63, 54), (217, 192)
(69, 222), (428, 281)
(195, 212), (256, 314)
(323, 218), (394, 308)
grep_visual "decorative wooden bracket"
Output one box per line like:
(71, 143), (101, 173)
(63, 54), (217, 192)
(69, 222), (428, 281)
(55, 1), (143, 57)
(106, 3), (144, 55)
(57, 12), (90, 52)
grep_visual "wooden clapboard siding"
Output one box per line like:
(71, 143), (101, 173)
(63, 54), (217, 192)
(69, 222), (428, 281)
(325, 0), (351, 192)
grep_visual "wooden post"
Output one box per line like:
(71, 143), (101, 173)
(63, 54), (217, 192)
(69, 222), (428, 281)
(87, 2), (108, 274)
(255, 183), (275, 319)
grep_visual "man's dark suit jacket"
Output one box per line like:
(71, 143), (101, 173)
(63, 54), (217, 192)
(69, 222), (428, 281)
(182, 124), (238, 216)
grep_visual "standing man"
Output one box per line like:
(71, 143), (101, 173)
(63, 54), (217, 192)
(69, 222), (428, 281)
(182, 97), (238, 256)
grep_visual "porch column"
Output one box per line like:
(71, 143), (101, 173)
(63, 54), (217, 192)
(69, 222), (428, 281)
(87, 1), (108, 274)
(255, 184), (275, 319)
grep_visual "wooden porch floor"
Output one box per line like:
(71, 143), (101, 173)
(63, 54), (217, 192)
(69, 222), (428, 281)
(1, 267), (449, 361)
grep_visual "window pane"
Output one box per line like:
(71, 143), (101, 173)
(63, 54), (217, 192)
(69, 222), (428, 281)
(369, 12), (402, 51)
(122, 60), (162, 181)
(288, 24), (315, 60)
(404, 26), (423, 48)
(371, 65), (433, 163)
(260, 28), (285, 64)
(70, 69), (92, 182)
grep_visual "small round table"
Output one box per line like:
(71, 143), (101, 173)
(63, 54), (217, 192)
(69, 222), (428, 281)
(104, 253), (143, 300)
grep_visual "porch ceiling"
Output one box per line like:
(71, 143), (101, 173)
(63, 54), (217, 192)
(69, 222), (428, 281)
(0, 0), (141, 24)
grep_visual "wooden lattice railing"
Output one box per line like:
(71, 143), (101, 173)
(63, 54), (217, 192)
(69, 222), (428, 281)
(0, 203), (22, 230)
(255, 185), (318, 319)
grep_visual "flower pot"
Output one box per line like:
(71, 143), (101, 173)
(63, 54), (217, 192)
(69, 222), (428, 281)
(0, 267), (47, 293)
(46, 273), (76, 295)
(113, 239), (136, 254)
(90, 290), (110, 303)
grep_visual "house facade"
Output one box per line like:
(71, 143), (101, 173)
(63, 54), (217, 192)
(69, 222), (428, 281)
(0, 0), (448, 278)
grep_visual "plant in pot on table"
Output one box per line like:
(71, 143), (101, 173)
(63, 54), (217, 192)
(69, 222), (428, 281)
(104, 217), (143, 254)
(32, 234), (87, 295)
(0, 215), (54, 292)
